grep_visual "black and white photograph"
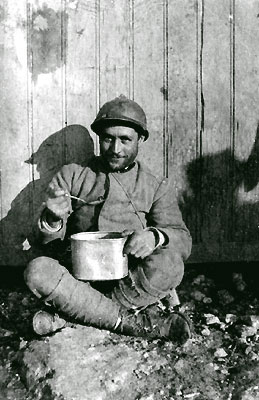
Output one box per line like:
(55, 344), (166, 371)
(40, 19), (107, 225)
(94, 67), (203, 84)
(1, 0), (259, 399)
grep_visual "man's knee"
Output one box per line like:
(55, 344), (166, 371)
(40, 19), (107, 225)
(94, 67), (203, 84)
(139, 250), (184, 294)
(24, 256), (67, 298)
(112, 250), (185, 309)
(161, 252), (184, 287)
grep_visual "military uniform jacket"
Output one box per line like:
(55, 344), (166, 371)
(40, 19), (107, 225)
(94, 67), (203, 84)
(36, 156), (192, 261)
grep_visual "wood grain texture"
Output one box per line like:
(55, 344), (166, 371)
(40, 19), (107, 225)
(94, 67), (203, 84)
(167, 0), (198, 241)
(128, 0), (134, 100)
(29, 0), (64, 170)
(66, 0), (98, 148)
(232, 0), (259, 244)
(1, 0), (259, 265)
(196, 0), (232, 247)
(133, 0), (164, 176)
(0, 0), (32, 264)
(99, 0), (129, 103)
(0, 0), (95, 266)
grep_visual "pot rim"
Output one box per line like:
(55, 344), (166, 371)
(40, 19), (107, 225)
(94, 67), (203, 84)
(70, 231), (126, 242)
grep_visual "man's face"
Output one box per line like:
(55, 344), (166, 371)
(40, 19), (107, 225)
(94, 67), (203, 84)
(99, 125), (143, 171)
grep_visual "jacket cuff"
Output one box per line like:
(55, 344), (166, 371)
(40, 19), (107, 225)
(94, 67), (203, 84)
(40, 213), (63, 232)
(145, 227), (167, 249)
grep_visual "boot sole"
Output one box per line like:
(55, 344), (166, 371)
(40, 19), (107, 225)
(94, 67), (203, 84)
(33, 311), (67, 336)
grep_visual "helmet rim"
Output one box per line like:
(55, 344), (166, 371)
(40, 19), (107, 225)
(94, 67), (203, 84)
(91, 116), (149, 141)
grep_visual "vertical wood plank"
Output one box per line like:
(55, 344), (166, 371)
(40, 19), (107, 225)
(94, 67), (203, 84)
(228, 0), (236, 242)
(128, 0), (134, 100)
(0, 0), (31, 264)
(95, 0), (101, 135)
(0, 0), (29, 214)
(233, 0), (259, 243)
(0, 0), (4, 243)
(167, 0), (199, 241)
(66, 0), (97, 143)
(98, 0), (129, 105)
(29, 0), (64, 180)
(133, 0), (164, 176)
(26, 0), (34, 220)
(162, 0), (169, 178)
(196, 0), (232, 246)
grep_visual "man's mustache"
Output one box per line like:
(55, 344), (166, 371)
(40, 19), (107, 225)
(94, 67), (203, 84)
(107, 153), (126, 159)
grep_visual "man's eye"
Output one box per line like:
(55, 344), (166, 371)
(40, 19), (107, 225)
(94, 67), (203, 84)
(103, 137), (112, 143)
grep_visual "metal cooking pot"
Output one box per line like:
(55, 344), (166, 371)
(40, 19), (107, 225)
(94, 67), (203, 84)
(70, 232), (128, 281)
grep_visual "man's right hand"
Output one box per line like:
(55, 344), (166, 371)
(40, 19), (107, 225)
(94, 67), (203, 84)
(45, 186), (71, 221)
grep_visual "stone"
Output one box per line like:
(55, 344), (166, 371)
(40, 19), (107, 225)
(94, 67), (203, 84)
(237, 325), (257, 339)
(202, 297), (212, 304)
(225, 314), (238, 324)
(217, 290), (234, 305)
(0, 328), (13, 337)
(204, 314), (221, 325)
(214, 348), (228, 358)
(191, 291), (205, 301)
(174, 359), (186, 375)
(192, 275), (206, 285)
(19, 325), (168, 400)
(232, 273), (247, 292)
(234, 387), (259, 400)
(241, 315), (259, 330)
(201, 327), (210, 336)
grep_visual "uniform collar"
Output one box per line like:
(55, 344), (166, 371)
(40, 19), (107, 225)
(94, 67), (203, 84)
(115, 162), (136, 173)
(97, 156), (136, 174)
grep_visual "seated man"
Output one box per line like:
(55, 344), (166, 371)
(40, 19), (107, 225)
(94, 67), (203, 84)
(24, 95), (192, 344)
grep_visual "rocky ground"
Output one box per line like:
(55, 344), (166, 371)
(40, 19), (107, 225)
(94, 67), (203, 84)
(1, 263), (259, 400)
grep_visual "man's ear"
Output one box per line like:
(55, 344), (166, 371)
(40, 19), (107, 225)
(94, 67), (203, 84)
(138, 135), (145, 144)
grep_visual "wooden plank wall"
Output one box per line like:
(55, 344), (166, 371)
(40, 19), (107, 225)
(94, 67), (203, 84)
(1, 0), (259, 266)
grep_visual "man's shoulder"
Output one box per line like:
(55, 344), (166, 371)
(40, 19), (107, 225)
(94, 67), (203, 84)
(136, 160), (164, 185)
(59, 156), (99, 176)
(57, 163), (88, 178)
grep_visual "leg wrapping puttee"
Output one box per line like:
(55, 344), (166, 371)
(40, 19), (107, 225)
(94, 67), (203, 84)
(25, 257), (120, 330)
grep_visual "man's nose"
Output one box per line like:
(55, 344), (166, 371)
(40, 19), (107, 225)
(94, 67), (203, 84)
(112, 139), (122, 154)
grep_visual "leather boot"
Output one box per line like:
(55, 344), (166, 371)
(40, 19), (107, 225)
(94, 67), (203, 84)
(117, 305), (192, 344)
(32, 310), (71, 335)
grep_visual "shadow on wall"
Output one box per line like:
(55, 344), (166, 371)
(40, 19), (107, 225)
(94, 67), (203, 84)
(180, 122), (259, 245)
(2, 121), (259, 267)
(0, 125), (94, 267)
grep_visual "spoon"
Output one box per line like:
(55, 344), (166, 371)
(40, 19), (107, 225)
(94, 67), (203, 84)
(65, 193), (105, 206)
(64, 193), (87, 203)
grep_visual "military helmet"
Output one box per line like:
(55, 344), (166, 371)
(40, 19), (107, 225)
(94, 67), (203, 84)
(91, 95), (149, 140)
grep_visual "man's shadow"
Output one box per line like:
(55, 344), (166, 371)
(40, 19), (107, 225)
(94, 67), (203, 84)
(0, 124), (95, 269)
(180, 122), (259, 245)
(0, 125), (94, 338)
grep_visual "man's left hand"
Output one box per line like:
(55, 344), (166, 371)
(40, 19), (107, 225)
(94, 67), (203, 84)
(121, 230), (156, 259)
